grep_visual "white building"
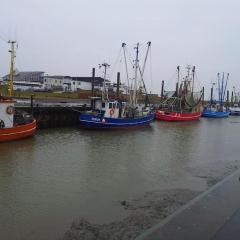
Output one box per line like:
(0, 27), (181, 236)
(70, 77), (106, 92)
(43, 75), (72, 91)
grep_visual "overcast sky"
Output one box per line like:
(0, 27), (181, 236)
(0, 0), (239, 96)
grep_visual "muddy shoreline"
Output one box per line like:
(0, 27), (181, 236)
(60, 163), (240, 240)
(60, 189), (200, 240)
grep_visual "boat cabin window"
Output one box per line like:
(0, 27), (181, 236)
(109, 103), (113, 109)
(102, 102), (105, 108)
(113, 103), (116, 109)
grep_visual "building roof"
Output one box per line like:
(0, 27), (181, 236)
(44, 75), (71, 79)
(3, 71), (44, 80)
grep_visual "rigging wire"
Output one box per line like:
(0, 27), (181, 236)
(149, 46), (153, 94)
(0, 34), (8, 44)
(108, 46), (122, 82)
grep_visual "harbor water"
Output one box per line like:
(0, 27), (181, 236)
(0, 118), (240, 240)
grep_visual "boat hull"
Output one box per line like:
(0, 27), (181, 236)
(229, 108), (240, 116)
(230, 111), (240, 116)
(155, 110), (201, 121)
(79, 113), (155, 129)
(0, 119), (37, 142)
(201, 110), (230, 118)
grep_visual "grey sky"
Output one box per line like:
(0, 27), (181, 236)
(0, 0), (239, 96)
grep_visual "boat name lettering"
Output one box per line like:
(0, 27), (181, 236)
(91, 117), (101, 122)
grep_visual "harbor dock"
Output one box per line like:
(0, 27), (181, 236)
(15, 98), (91, 128)
(136, 169), (240, 240)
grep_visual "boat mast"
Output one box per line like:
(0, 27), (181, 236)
(220, 72), (224, 105)
(176, 66), (180, 97)
(133, 43), (139, 106)
(223, 73), (229, 105)
(217, 73), (220, 104)
(122, 43), (130, 98)
(99, 62), (110, 100)
(191, 66), (195, 94)
(140, 41), (151, 76)
(8, 40), (16, 97)
(185, 65), (191, 94)
(139, 41), (151, 106)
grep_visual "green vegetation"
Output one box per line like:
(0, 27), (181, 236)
(0, 85), (9, 96)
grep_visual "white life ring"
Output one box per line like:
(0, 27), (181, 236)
(6, 106), (14, 115)
(110, 108), (114, 116)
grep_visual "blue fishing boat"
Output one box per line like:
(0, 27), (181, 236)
(80, 100), (154, 129)
(80, 42), (154, 129)
(202, 108), (230, 118)
(202, 73), (230, 118)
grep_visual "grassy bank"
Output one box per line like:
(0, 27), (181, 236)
(0, 86), (161, 103)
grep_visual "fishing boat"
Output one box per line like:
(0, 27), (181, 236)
(202, 73), (230, 118)
(229, 104), (240, 116)
(229, 87), (240, 116)
(0, 41), (36, 142)
(156, 66), (203, 121)
(0, 96), (36, 142)
(79, 42), (155, 129)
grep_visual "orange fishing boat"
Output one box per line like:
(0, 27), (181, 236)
(0, 41), (36, 142)
(0, 96), (36, 142)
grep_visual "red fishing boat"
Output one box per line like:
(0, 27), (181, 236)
(155, 110), (201, 121)
(156, 66), (203, 121)
(0, 96), (36, 142)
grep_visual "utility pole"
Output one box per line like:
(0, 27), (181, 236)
(8, 40), (16, 97)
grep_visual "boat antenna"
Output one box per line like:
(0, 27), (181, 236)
(8, 40), (16, 97)
(99, 62), (110, 100)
